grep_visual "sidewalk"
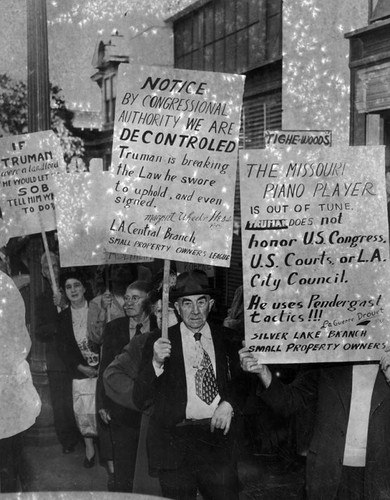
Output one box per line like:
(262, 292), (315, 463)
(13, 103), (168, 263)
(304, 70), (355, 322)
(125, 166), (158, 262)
(20, 441), (305, 499)
(21, 442), (107, 492)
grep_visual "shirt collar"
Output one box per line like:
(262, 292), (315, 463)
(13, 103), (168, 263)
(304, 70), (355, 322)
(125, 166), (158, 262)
(180, 321), (211, 339)
(129, 316), (150, 329)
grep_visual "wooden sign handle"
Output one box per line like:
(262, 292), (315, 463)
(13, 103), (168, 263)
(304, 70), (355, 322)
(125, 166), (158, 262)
(161, 259), (171, 339)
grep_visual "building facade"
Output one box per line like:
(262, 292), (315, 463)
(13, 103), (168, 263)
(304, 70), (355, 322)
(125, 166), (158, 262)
(91, 0), (282, 307)
(346, 0), (390, 167)
(168, 0), (282, 305)
(91, 0), (388, 307)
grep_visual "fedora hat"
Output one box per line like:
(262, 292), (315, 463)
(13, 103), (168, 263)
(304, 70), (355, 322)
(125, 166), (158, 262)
(170, 270), (215, 301)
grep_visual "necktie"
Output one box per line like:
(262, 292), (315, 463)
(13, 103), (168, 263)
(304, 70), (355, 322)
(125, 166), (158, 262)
(193, 332), (218, 405)
(135, 323), (143, 336)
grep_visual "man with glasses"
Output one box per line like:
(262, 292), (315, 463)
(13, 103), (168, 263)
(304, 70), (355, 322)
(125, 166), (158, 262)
(97, 280), (156, 492)
(133, 270), (244, 500)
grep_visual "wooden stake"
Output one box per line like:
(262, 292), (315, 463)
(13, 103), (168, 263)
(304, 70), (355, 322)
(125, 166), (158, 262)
(161, 259), (171, 339)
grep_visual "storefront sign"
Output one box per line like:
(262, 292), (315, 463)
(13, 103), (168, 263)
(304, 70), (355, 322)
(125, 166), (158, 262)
(264, 130), (332, 147)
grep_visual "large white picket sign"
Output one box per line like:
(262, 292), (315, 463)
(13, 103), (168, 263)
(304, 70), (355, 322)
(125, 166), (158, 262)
(51, 170), (153, 267)
(0, 131), (64, 238)
(240, 145), (390, 363)
(104, 65), (245, 267)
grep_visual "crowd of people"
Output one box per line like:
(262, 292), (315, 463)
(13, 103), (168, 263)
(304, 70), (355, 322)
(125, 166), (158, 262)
(32, 256), (249, 497)
(2, 249), (390, 499)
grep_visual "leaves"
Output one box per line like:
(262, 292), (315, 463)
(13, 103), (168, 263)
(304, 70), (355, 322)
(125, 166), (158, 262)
(0, 73), (84, 164)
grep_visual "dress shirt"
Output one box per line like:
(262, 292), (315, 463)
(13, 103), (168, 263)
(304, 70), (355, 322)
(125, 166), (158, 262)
(128, 317), (150, 342)
(181, 322), (221, 419)
(152, 323), (221, 419)
(343, 363), (378, 466)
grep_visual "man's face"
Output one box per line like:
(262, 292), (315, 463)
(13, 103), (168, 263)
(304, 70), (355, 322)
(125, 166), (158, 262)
(124, 286), (148, 320)
(175, 294), (214, 333)
(42, 260), (59, 285)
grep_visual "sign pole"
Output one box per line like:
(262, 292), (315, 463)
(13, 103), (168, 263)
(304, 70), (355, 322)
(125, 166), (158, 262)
(161, 259), (171, 339)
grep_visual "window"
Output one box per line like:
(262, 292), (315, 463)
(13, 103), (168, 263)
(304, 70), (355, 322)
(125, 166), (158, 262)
(174, 0), (281, 74)
(103, 73), (116, 124)
(370, 0), (390, 22)
(240, 91), (282, 149)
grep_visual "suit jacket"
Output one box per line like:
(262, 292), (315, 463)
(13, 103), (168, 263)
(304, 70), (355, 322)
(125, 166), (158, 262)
(57, 307), (99, 379)
(87, 294), (126, 345)
(133, 322), (244, 470)
(97, 316), (157, 427)
(35, 291), (68, 372)
(260, 364), (390, 500)
(103, 330), (156, 412)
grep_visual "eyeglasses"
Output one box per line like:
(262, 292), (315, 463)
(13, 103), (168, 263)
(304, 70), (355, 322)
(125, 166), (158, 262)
(124, 294), (144, 304)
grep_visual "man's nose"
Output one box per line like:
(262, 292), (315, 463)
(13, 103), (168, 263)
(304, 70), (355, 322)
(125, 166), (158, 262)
(192, 303), (200, 314)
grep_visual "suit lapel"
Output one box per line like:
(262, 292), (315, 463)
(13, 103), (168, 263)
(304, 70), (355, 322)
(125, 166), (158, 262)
(370, 368), (390, 417)
(325, 364), (352, 418)
(327, 363), (389, 420)
(210, 324), (227, 391)
(170, 323), (187, 396)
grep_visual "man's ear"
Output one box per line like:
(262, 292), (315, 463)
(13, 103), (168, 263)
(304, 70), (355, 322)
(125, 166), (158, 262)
(174, 300), (180, 315)
(209, 298), (215, 310)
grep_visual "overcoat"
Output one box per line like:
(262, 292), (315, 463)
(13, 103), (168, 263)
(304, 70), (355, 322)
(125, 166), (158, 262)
(57, 307), (99, 379)
(260, 364), (390, 500)
(133, 322), (244, 470)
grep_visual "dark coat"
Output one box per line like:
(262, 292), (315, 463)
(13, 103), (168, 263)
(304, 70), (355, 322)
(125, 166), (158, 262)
(57, 307), (99, 379)
(260, 364), (390, 500)
(35, 292), (68, 372)
(133, 322), (245, 470)
(97, 316), (157, 427)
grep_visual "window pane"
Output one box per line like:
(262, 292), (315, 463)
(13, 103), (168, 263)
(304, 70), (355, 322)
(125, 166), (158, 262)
(225, 0), (236, 34)
(204, 4), (214, 44)
(248, 0), (261, 22)
(241, 92), (282, 149)
(236, 30), (248, 73)
(111, 97), (116, 121)
(215, 1), (225, 39)
(236, 0), (248, 30)
(214, 39), (225, 72)
(225, 34), (237, 73)
(249, 24), (265, 67)
(182, 18), (193, 54)
(175, 22), (186, 58)
(112, 74), (117, 98)
(104, 78), (110, 101)
(204, 44), (214, 71)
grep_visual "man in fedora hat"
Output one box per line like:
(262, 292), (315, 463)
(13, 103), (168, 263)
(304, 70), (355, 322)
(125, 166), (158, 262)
(133, 270), (244, 500)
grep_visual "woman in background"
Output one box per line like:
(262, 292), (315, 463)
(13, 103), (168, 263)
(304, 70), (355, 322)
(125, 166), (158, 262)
(57, 271), (99, 468)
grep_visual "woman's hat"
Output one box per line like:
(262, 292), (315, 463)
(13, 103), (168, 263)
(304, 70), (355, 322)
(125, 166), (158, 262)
(170, 270), (216, 301)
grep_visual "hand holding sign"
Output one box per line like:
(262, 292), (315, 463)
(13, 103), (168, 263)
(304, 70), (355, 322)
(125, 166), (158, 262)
(238, 346), (272, 388)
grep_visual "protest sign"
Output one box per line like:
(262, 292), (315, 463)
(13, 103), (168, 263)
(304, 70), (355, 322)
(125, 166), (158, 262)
(0, 215), (9, 248)
(0, 131), (64, 238)
(240, 145), (389, 363)
(104, 64), (245, 267)
(51, 170), (153, 267)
